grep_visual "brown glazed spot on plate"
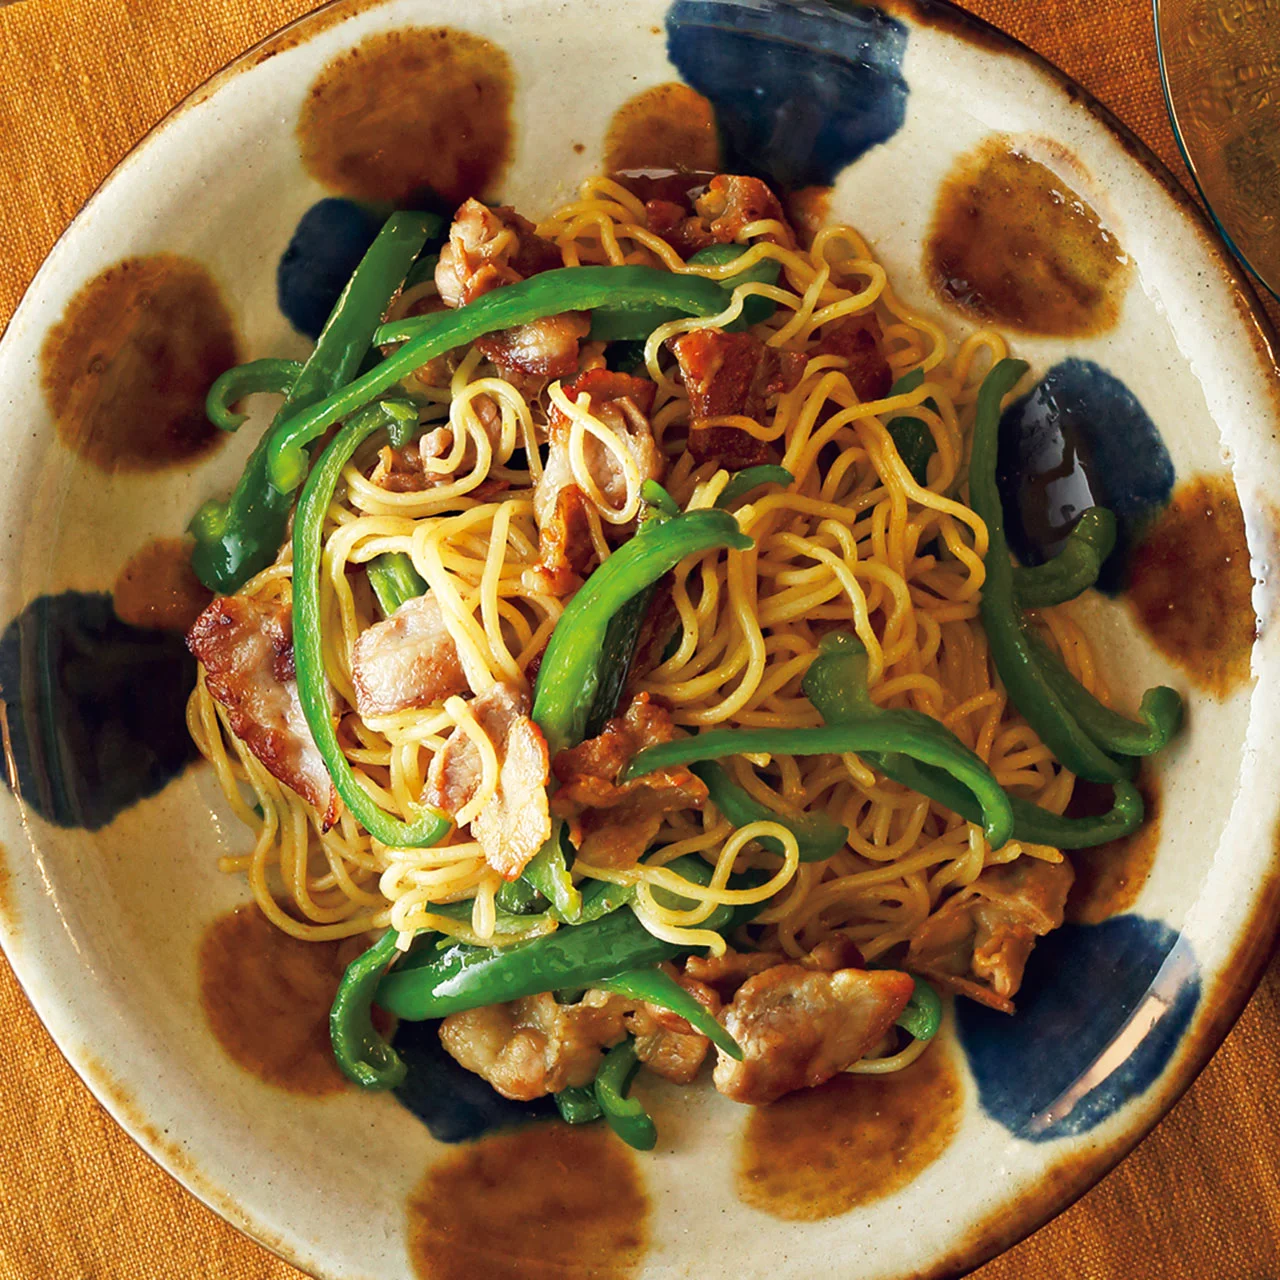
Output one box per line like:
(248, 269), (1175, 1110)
(1066, 771), (1161, 925)
(926, 137), (1131, 337)
(298, 27), (514, 207)
(737, 1039), (962, 1221)
(198, 906), (351, 1097)
(112, 537), (213, 634)
(407, 1123), (649, 1280)
(1127, 474), (1255, 697)
(603, 82), (721, 177)
(39, 255), (238, 472)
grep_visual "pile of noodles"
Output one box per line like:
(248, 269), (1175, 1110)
(188, 177), (1109, 1053)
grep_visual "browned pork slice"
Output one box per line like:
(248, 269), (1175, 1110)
(906, 856), (1075, 1014)
(623, 966), (722, 1085)
(530, 483), (597, 597)
(684, 934), (866, 1002)
(551, 693), (707, 868)
(434, 198), (585, 379)
(713, 965), (916, 1105)
(350, 594), (469, 718)
(424, 682), (551, 880)
(668, 328), (805, 469)
(534, 368), (662, 528)
(475, 311), (591, 380)
(810, 312), (893, 403)
(439, 991), (628, 1101)
(434, 198), (563, 308)
(531, 368), (662, 592)
(368, 423), (457, 494)
(188, 595), (339, 827)
(684, 948), (789, 1001)
(645, 174), (794, 257)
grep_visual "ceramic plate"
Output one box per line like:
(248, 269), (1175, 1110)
(1, 0), (1278, 1276)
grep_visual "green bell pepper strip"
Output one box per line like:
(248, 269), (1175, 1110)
(715, 465), (795, 509)
(292, 397), (452, 848)
(581, 588), (655, 740)
(531, 508), (752, 758)
(691, 760), (848, 862)
(802, 630), (1145, 848)
(376, 854), (759, 1020)
(1024, 630), (1183, 758)
(577, 492), (675, 741)
(884, 367), (937, 487)
(404, 895), (555, 941)
(329, 929), (407, 1090)
(494, 876), (548, 916)
(623, 636), (1015, 849)
(555, 1086), (603, 1125)
(596, 966), (742, 1059)
(640, 479), (680, 517)
(522, 825), (583, 924)
(575, 876), (637, 924)
(205, 358), (304, 432)
(868, 749), (1143, 848)
(970, 359), (1182, 782)
(1012, 507), (1116, 609)
(584, 245), (780, 341)
(895, 977), (942, 1042)
(367, 552), (429, 618)
(687, 243), (781, 332)
(400, 251), (440, 293)
(594, 1040), (657, 1151)
(190, 211), (439, 593)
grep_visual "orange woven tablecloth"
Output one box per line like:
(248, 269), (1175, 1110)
(1, 2), (1278, 1276)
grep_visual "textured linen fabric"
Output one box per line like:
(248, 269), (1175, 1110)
(0, 1), (1277, 1277)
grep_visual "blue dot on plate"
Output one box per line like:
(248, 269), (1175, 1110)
(997, 359), (1175, 593)
(392, 1018), (554, 1143)
(665, 0), (910, 189)
(277, 198), (384, 340)
(0, 592), (199, 829)
(957, 915), (1200, 1142)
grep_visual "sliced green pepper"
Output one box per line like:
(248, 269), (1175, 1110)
(292, 397), (451, 848)
(715, 465), (794, 509)
(802, 630), (1146, 849)
(596, 965), (742, 1059)
(375, 855), (757, 1021)
(191, 211), (439, 593)
(493, 876), (548, 916)
(969, 359), (1182, 783)
(895, 976), (942, 1042)
(1012, 507), (1116, 609)
(623, 634), (1015, 850)
(329, 929), (405, 1090)
(367, 552), (428, 618)
(532, 507), (752, 757)
(884, 367), (937, 487)
(522, 825), (583, 924)
(594, 1039), (657, 1151)
(575, 877), (637, 924)
(691, 760), (848, 862)
(687, 243), (781, 332)
(205, 358), (303, 432)
(555, 1085), (603, 1125)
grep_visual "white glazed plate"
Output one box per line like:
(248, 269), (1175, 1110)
(0, 1), (1278, 1277)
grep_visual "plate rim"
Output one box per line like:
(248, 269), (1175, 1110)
(0, 1), (1277, 1277)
